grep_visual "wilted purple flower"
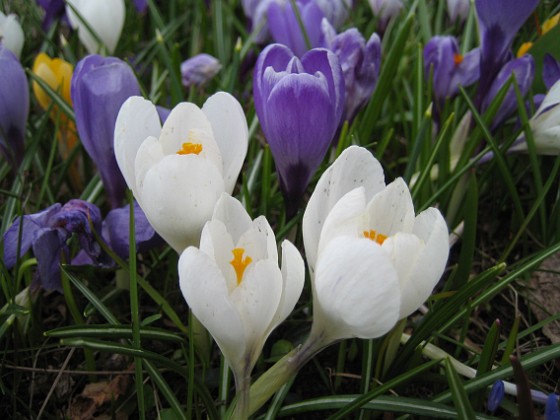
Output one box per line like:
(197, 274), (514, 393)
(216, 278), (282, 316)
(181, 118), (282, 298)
(36, 0), (68, 31)
(367, 0), (403, 32)
(543, 54), (560, 91)
(487, 380), (505, 413)
(71, 54), (141, 208)
(546, 394), (560, 420)
(446, 0), (469, 23)
(180, 53), (221, 88)
(424, 36), (480, 108)
(254, 44), (345, 215)
(475, 0), (538, 100)
(0, 45), (28, 169)
(102, 201), (162, 260)
(319, 18), (381, 122)
(3, 200), (102, 292)
(268, 0), (325, 57)
(481, 55), (534, 129)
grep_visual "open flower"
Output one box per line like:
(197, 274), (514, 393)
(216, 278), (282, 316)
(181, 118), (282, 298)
(303, 146), (449, 341)
(0, 45), (28, 168)
(0, 11), (24, 60)
(253, 43), (344, 215)
(71, 54), (141, 208)
(66, 0), (125, 54)
(178, 193), (304, 398)
(114, 93), (248, 253)
(3, 200), (103, 292)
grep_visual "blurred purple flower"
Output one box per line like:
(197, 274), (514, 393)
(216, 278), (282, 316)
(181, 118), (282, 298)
(134, 0), (148, 13)
(3, 200), (103, 292)
(475, 0), (538, 100)
(71, 54), (141, 208)
(180, 53), (221, 88)
(424, 36), (480, 108)
(319, 18), (381, 122)
(543, 54), (560, 91)
(0, 45), (28, 169)
(314, 0), (353, 29)
(546, 394), (560, 420)
(487, 380), (505, 413)
(102, 201), (162, 260)
(36, 0), (68, 31)
(367, 0), (403, 32)
(268, 0), (325, 57)
(481, 54), (534, 129)
(254, 44), (344, 215)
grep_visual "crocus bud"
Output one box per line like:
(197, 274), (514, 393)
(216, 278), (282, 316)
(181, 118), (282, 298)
(180, 53), (222, 88)
(0, 11), (24, 60)
(179, 193), (304, 395)
(319, 18), (382, 122)
(0, 45), (28, 168)
(487, 380), (505, 413)
(253, 44), (345, 215)
(71, 54), (141, 208)
(367, 0), (403, 31)
(446, 0), (469, 23)
(114, 92), (249, 253)
(66, 0), (125, 54)
(36, 0), (68, 31)
(267, 0), (325, 56)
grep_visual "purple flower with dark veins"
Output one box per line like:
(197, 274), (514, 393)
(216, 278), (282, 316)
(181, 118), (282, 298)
(71, 54), (141, 208)
(253, 43), (345, 215)
(3, 200), (103, 292)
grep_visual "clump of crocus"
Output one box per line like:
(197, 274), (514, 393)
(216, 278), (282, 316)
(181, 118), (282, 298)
(179, 193), (304, 418)
(71, 54), (141, 208)
(114, 92), (249, 253)
(180, 53), (222, 88)
(3, 200), (103, 292)
(253, 43), (345, 216)
(0, 45), (28, 168)
(0, 11), (24, 59)
(66, 0), (125, 54)
(319, 18), (382, 123)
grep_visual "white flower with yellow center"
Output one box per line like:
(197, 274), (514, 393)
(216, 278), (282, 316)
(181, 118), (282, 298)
(114, 92), (248, 252)
(178, 193), (305, 385)
(303, 146), (449, 341)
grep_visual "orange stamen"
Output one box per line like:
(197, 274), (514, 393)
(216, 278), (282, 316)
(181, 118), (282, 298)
(230, 248), (252, 285)
(177, 142), (203, 155)
(363, 230), (387, 245)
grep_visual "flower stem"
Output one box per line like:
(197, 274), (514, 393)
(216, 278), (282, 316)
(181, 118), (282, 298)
(232, 372), (251, 420)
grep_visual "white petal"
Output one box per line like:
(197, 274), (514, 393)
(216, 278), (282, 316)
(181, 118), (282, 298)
(202, 92), (249, 193)
(134, 136), (164, 201)
(211, 193), (253, 243)
(140, 154), (225, 252)
(114, 96), (162, 196)
(313, 236), (400, 341)
(366, 178), (415, 236)
(534, 79), (560, 124)
(0, 13), (24, 59)
(238, 216), (277, 263)
(303, 146), (385, 271)
(200, 220), (237, 292)
(178, 247), (245, 372)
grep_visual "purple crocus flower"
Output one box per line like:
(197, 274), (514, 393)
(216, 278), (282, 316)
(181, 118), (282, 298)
(180, 53), (221, 88)
(254, 43), (345, 215)
(319, 18), (381, 123)
(487, 380), (505, 413)
(3, 200), (103, 292)
(475, 0), (538, 101)
(71, 54), (141, 208)
(268, 0), (325, 57)
(546, 394), (560, 420)
(481, 54), (534, 129)
(36, 0), (68, 31)
(543, 54), (560, 90)
(134, 0), (148, 13)
(0, 45), (28, 169)
(423, 36), (480, 109)
(102, 201), (162, 260)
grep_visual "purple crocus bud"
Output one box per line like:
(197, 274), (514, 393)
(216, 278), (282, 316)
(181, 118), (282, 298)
(134, 0), (148, 13)
(268, 0), (325, 57)
(180, 53), (222, 88)
(3, 199), (102, 292)
(319, 18), (381, 122)
(543, 54), (560, 91)
(446, 0), (469, 23)
(546, 394), (560, 420)
(102, 201), (162, 260)
(0, 45), (28, 169)
(481, 55), (534, 129)
(71, 54), (141, 208)
(475, 0), (538, 99)
(487, 380), (505, 413)
(254, 44), (345, 215)
(36, 0), (68, 31)
(424, 36), (480, 107)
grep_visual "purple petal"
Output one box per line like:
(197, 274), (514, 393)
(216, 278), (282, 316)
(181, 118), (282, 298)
(180, 53), (221, 87)
(36, 0), (67, 30)
(32, 228), (67, 292)
(546, 394), (560, 420)
(487, 380), (505, 413)
(71, 55), (141, 208)
(543, 54), (560, 91)
(134, 0), (148, 13)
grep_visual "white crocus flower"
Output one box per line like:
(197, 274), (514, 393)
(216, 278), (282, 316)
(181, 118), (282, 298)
(303, 146), (449, 341)
(66, 0), (125, 54)
(0, 11), (24, 59)
(114, 92), (248, 253)
(510, 79), (560, 155)
(446, 0), (470, 23)
(178, 193), (304, 405)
